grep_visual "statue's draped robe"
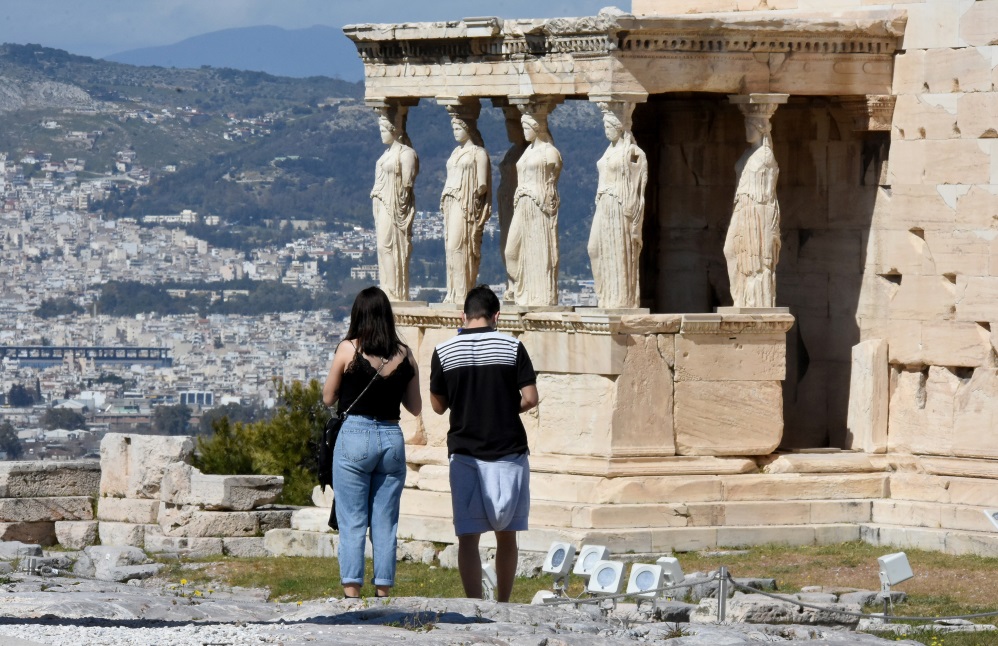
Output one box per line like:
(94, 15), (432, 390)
(724, 144), (781, 308)
(507, 142), (562, 306)
(588, 139), (648, 309)
(371, 142), (418, 301)
(441, 144), (491, 304)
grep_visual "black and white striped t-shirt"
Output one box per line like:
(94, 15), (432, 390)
(429, 326), (536, 460)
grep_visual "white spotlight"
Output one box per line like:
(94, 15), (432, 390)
(482, 562), (497, 602)
(626, 563), (664, 598)
(542, 542), (576, 591)
(877, 552), (914, 589)
(573, 544), (609, 579)
(656, 556), (685, 586)
(984, 509), (998, 531)
(586, 560), (625, 595)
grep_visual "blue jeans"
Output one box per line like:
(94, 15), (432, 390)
(333, 414), (406, 587)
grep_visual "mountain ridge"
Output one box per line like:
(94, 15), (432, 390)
(104, 25), (364, 82)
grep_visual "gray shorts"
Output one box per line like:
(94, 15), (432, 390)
(449, 452), (530, 536)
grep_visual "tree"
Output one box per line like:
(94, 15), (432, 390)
(194, 378), (327, 505)
(152, 404), (192, 435)
(0, 421), (22, 460)
(7, 384), (34, 408)
(40, 408), (87, 431)
(197, 401), (262, 436)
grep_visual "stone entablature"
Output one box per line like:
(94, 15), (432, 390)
(344, 9), (906, 99)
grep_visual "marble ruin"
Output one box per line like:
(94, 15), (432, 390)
(337, 0), (998, 559)
(5, 0), (997, 567)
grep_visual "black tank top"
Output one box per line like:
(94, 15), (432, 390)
(339, 349), (415, 421)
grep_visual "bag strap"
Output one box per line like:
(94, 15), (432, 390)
(339, 350), (388, 417)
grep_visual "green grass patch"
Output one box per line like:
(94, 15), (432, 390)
(156, 541), (998, 640)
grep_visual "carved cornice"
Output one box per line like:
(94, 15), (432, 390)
(840, 95), (897, 132)
(681, 313), (796, 335)
(344, 9), (904, 66)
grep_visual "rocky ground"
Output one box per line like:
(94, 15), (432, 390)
(0, 569), (930, 646)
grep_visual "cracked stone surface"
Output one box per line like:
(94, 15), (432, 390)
(0, 572), (926, 645)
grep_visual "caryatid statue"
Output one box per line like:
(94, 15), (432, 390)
(505, 101), (562, 307)
(440, 101), (491, 305)
(370, 103), (419, 302)
(494, 101), (529, 302)
(588, 99), (648, 309)
(724, 95), (786, 309)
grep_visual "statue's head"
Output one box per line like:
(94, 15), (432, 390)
(378, 115), (398, 144)
(520, 113), (546, 142)
(745, 116), (772, 145)
(451, 116), (471, 143)
(602, 111), (625, 143)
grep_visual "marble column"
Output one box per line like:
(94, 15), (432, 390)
(437, 97), (491, 305)
(588, 94), (648, 310)
(723, 93), (788, 309)
(368, 98), (419, 302)
(505, 96), (563, 307)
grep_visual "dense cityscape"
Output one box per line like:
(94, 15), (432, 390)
(0, 143), (596, 461)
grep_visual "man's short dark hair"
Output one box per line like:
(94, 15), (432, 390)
(464, 285), (500, 321)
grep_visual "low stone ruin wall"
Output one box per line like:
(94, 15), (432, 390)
(0, 460), (100, 547)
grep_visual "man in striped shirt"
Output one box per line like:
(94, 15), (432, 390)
(430, 285), (538, 602)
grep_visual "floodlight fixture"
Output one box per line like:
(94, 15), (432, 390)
(586, 560), (625, 595)
(482, 562), (497, 602)
(656, 556), (685, 586)
(626, 563), (664, 598)
(542, 541), (576, 592)
(877, 552), (913, 590)
(984, 509), (998, 531)
(573, 544), (610, 579)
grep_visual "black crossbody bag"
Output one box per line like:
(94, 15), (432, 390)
(318, 352), (387, 530)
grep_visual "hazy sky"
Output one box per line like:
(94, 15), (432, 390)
(0, 0), (619, 58)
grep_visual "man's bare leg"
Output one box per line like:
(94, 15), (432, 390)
(457, 533), (483, 599)
(494, 530), (518, 602)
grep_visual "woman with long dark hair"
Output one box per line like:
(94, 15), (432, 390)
(322, 286), (421, 598)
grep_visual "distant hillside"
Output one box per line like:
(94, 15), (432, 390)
(0, 43), (605, 279)
(104, 25), (364, 82)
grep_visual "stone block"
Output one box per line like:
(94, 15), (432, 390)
(98, 521), (148, 547)
(878, 184), (955, 230)
(891, 93), (958, 141)
(651, 527), (718, 553)
(617, 314), (682, 335)
(956, 276), (998, 321)
(610, 334), (675, 456)
(520, 327), (628, 375)
(264, 528), (337, 558)
(0, 460), (101, 498)
(888, 140), (991, 186)
(760, 452), (879, 474)
(398, 539), (437, 564)
(144, 534), (224, 556)
(158, 504), (260, 537)
(810, 500), (872, 525)
(0, 496), (93, 522)
(160, 462), (283, 511)
(84, 545), (162, 582)
(571, 504), (690, 530)
(256, 509), (293, 532)
(0, 522), (55, 546)
(922, 228), (991, 277)
(311, 485), (334, 508)
(0, 540), (42, 559)
(945, 530), (998, 558)
(897, 321), (991, 368)
(888, 366), (959, 455)
(675, 333), (785, 382)
(291, 506), (335, 533)
(222, 537), (267, 557)
(674, 381), (783, 456)
(921, 456), (998, 479)
(528, 373), (615, 456)
(716, 525), (817, 548)
(887, 275), (956, 321)
(99, 433), (194, 499)
(97, 497), (159, 523)
(846, 339), (889, 453)
(417, 327), (460, 449)
(959, 93), (998, 139)
(902, 0), (975, 50)
(861, 523), (948, 553)
(54, 520), (98, 549)
(721, 474), (888, 501)
(399, 489), (453, 519)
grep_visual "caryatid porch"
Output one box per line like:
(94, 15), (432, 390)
(343, 8), (907, 552)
